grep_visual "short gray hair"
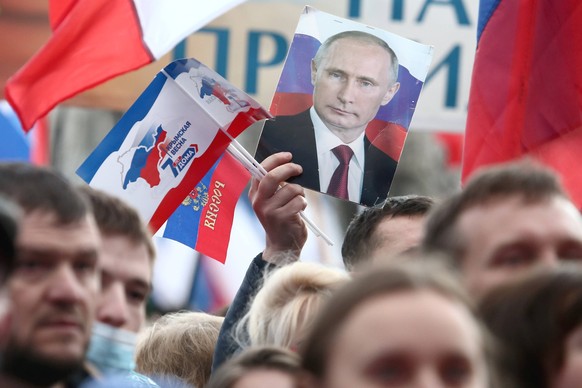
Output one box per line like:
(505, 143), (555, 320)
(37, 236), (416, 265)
(313, 30), (399, 85)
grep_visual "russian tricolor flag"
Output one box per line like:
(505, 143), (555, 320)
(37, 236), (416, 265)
(5, 0), (247, 131)
(463, 0), (582, 206)
(161, 152), (250, 264)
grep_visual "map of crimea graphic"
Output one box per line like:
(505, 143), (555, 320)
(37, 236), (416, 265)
(122, 125), (167, 189)
(194, 75), (250, 112)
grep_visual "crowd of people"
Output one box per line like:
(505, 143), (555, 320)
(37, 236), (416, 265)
(0, 154), (581, 388)
(0, 6), (577, 387)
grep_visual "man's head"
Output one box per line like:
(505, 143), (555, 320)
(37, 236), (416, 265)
(311, 31), (400, 140)
(342, 195), (434, 271)
(0, 163), (101, 386)
(423, 161), (582, 298)
(80, 186), (154, 333)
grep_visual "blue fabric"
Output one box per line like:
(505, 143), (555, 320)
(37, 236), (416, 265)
(163, 156), (221, 250)
(0, 108), (30, 161)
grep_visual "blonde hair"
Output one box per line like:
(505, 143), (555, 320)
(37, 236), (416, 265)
(239, 262), (350, 349)
(135, 311), (224, 387)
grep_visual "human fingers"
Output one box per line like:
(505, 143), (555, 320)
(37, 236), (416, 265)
(255, 162), (303, 201)
(249, 152), (294, 199)
(260, 152), (293, 172)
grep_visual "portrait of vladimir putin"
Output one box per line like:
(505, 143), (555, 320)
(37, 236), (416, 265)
(256, 30), (402, 206)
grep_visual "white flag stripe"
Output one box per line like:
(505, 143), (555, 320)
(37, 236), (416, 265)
(134, 0), (247, 59)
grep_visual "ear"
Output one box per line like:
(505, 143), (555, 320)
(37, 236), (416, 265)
(311, 59), (318, 86)
(381, 82), (400, 106)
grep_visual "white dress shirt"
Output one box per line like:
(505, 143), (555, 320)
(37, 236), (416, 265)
(310, 107), (365, 202)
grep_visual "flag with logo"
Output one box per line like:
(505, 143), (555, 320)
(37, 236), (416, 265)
(77, 58), (270, 232)
(5, 0), (247, 131)
(463, 0), (582, 205)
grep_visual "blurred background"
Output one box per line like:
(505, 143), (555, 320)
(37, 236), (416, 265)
(0, 0), (475, 314)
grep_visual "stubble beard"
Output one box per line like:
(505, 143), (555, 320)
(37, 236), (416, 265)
(0, 339), (86, 386)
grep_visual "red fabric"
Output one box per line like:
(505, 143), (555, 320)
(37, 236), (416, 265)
(270, 92), (313, 116)
(366, 120), (407, 162)
(49, 0), (80, 31)
(463, 0), (582, 205)
(31, 116), (50, 165)
(5, 0), (152, 131)
(435, 133), (464, 168)
(195, 152), (250, 263)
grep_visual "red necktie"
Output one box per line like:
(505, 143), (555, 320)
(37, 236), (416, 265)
(326, 145), (353, 200)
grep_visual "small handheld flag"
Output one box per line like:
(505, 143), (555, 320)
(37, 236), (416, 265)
(77, 58), (271, 232)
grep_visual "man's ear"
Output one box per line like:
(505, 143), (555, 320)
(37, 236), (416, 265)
(311, 59), (318, 86)
(381, 82), (400, 106)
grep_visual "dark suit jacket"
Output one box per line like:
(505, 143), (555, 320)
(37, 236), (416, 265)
(255, 109), (398, 207)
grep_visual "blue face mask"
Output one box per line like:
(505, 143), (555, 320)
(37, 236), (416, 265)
(86, 322), (138, 374)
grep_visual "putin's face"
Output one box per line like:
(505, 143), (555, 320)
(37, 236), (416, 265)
(311, 37), (399, 140)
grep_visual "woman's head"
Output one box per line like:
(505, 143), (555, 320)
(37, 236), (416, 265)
(243, 261), (349, 349)
(479, 264), (582, 388)
(135, 311), (223, 387)
(206, 346), (302, 388)
(300, 261), (495, 388)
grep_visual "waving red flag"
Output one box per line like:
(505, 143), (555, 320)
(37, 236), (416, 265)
(463, 0), (582, 206)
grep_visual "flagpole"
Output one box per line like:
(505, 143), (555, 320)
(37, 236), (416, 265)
(226, 141), (334, 246)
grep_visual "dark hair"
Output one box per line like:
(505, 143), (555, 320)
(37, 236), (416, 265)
(422, 160), (567, 265)
(206, 346), (302, 388)
(0, 163), (90, 225)
(78, 186), (155, 262)
(342, 195), (434, 270)
(479, 264), (582, 388)
(0, 195), (20, 280)
(299, 260), (498, 382)
(313, 30), (399, 85)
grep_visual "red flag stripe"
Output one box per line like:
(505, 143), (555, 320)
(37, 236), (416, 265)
(195, 152), (250, 263)
(463, 1), (582, 207)
(5, 0), (152, 131)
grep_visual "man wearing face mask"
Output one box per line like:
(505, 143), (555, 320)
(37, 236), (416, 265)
(80, 187), (158, 386)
